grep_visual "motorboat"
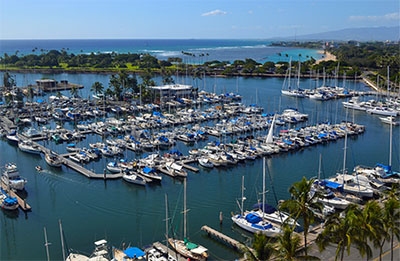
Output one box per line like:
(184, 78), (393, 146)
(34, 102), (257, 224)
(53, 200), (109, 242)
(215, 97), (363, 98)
(379, 116), (400, 126)
(44, 152), (63, 168)
(311, 180), (352, 210)
(138, 166), (162, 182)
(366, 106), (397, 116)
(122, 172), (146, 186)
(1, 163), (28, 191)
(18, 140), (41, 155)
(198, 157), (214, 168)
(66, 239), (109, 261)
(6, 129), (19, 143)
(0, 188), (19, 211)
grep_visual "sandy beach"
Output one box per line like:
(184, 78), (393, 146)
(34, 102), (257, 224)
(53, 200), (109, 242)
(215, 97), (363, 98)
(315, 50), (337, 64)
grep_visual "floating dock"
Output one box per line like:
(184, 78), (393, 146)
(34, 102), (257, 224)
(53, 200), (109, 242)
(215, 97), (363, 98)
(17, 135), (122, 180)
(0, 182), (32, 211)
(201, 225), (252, 253)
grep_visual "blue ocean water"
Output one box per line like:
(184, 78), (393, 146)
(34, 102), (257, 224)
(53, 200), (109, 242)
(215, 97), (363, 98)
(0, 40), (396, 261)
(0, 39), (323, 64)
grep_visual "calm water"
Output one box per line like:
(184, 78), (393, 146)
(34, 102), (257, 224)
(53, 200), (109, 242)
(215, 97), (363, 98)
(1, 70), (398, 260)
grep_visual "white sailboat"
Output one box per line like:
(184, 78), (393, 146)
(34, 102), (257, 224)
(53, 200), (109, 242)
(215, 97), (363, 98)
(168, 179), (208, 260)
(231, 175), (282, 237)
(281, 58), (305, 98)
(253, 157), (299, 227)
(329, 130), (374, 199)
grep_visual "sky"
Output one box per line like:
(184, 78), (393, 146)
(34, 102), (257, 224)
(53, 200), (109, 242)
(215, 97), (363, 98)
(0, 0), (399, 39)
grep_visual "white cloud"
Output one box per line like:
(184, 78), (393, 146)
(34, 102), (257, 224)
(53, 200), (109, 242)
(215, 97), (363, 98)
(201, 9), (227, 16)
(349, 12), (400, 22)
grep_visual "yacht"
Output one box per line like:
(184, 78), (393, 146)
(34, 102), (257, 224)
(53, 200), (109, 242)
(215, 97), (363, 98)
(1, 163), (28, 191)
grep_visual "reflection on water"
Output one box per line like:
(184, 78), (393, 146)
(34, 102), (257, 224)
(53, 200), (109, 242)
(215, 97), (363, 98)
(0, 73), (396, 260)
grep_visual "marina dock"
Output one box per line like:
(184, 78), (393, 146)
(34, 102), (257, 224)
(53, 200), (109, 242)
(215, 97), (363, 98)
(201, 225), (251, 253)
(17, 134), (122, 179)
(146, 242), (188, 261)
(0, 182), (32, 211)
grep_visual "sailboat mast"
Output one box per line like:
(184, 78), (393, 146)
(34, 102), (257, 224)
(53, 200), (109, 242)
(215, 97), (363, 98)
(165, 193), (169, 248)
(390, 117), (393, 167)
(318, 154), (322, 180)
(262, 157), (266, 213)
(44, 227), (51, 261)
(59, 219), (66, 261)
(240, 176), (245, 216)
(183, 178), (187, 239)
(342, 129), (348, 176)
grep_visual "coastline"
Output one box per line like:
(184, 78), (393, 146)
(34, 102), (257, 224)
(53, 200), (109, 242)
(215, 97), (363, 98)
(315, 50), (337, 64)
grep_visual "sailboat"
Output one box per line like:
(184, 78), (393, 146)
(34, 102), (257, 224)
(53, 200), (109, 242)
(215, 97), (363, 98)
(281, 58), (305, 98)
(252, 157), (299, 227)
(312, 154), (351, 211)
(231, 175), (282, 237)
(328, 127), (374, 199)
(168, 179), (208, 260)
(355, 111), (400, 182)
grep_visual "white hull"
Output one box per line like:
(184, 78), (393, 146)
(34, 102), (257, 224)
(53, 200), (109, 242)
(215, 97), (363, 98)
(1, 176), (27, 191)
(122, 174), (146, 185)
(18, 141), (41, 155)
(231, 213), (281, 237)
(45, 153), (63, 167)
(167, 238), (208, 261)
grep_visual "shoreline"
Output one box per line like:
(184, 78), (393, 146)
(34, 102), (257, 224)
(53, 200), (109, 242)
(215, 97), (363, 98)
(315, 50), (337, 64)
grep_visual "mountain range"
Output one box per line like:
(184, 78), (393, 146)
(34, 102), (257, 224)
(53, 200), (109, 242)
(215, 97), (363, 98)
(276, 26), (399, 42)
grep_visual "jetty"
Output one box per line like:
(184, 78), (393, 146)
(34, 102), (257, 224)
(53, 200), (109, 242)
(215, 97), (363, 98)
(0, 182), (32, 211)
(201, 225), (252, 253)
(17, 134), (122, 180)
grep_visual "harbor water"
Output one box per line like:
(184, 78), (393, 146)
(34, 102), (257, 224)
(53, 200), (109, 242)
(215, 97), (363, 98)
(0, 72), (398, 261)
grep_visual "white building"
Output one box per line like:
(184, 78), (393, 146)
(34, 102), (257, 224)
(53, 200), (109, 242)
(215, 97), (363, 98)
(149, 84), (195, 102)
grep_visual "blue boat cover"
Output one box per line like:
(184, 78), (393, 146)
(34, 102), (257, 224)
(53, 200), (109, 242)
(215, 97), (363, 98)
(376, 163), (391, 173)
(143, 166), (154, 174)
(245, 213), (262, 224)
(252, 203), (276, 214)
(123, 247), (145, 258)
(320, 180), (343, 190)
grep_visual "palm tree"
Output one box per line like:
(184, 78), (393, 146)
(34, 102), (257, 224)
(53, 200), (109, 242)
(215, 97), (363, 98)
(274, 224), (302, 261)
(356, 200), (384, 259)
(381, 188), (400, 261)
(280, 177), (322, 257)
(316, 204), (362, 261)
(70, 86), (78, 98)
(91, 81), (104, 97)
(252, 233), (275, 260)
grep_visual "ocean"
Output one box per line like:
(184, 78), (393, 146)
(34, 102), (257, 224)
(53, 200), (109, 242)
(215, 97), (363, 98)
(0, 39), (324, 64)
(0, 40), (396, 261)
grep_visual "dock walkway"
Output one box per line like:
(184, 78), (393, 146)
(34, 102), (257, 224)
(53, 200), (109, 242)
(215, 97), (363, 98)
(201, 225), (253, 253)
(18, 134), (122, 180)
(0, 182), (32, 211)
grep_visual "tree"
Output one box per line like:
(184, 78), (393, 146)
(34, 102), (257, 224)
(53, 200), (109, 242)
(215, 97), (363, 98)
(70, 86), (78, 98)
(3, 72), (16, 89)
(316, 204), (362, 261)
(252, 233), (275, 260)
(356, 200), (384, 259)
(280, 177), (322, 257)
(91, 81), (104, 97)
(274, 224), (303, 261)
(381, 187), (400, 261)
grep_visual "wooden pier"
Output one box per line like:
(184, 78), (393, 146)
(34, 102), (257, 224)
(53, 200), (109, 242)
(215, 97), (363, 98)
(201, 225), (251, 253)
(180, 159), (199, 172)
(1, 182), (32, 211)
(18, 135), (122, 180)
